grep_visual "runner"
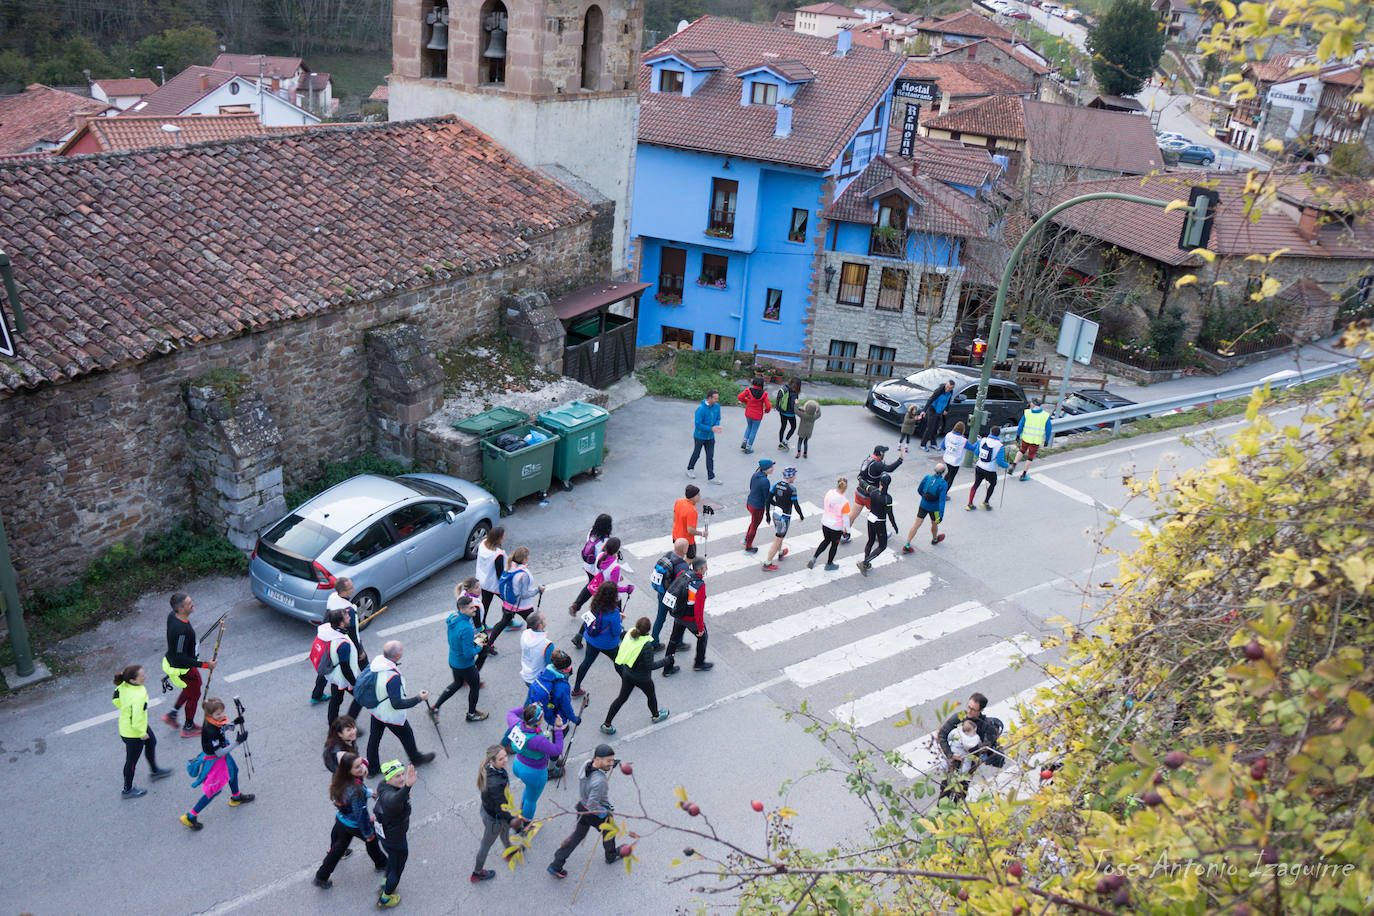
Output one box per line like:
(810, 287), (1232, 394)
(503, 704), (566, 821)
(112, 664), (171, 798)
(373, 760), (416, 908)
(480, 547), (544, 658)
(649, 538), (690, 650)
(809, 477), (850, 571)
(661, 557), (713, 675)
(575, 534), (629, 650)
(474, 526), (507, 635)
(672, 485), (707, 560)
(941, 421), (969, 487)
(312, 578), (364, 706)
(794, 399), (821, 460)
(361, 641), (436, 777)
(527, 650), (582, 727)
(686, 389), (723, 484)
(571, 582), (626, 698)
(471, 744), (515, 882)
(741, 459), (774, 554)
(762, 466), (805, 572)
(600, 617), (670, 734)
(314, 752), (388, 888)
(846, 445), (903, 537)
(736, 376), (772, 454)
(1016, 397), (1053, 481)
(569, 514), (614, 618)
(179, 697), (255, 830)
(323, 715), (361, 774)
(518, 612), (554, 688)
(858, 473), (899, 575)
(902, 462), (950, 551)
(547, 743), (625, 878)
(160, 592), (216, 738)
(965, 426), (1009, 511)
(432, 592), (487, 722)
(319, 608), (365, 727)
(774, 377), (802, 451)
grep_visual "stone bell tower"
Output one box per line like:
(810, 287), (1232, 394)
(390, 0), (643, 272)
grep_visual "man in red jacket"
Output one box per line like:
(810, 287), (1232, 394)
(661, 558), (712, 675)
(736, 377), (772, 454)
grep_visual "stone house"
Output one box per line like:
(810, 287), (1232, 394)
(886, 59), (1033, 157)
(1033, 172), (1374, 346)
(929, 38), (1051, 96)
(0, 117), (609, 591)
(909, 10), (1017, 53)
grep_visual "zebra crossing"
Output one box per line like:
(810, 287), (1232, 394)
(622, 504), (1055, 779)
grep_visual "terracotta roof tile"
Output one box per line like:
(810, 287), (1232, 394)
(796, 3), (863, 17)
(1023, 99), (1160, 173)
(854, 0), (900, 11)
(305, 72), (332, 92)
(57, 113), (272, 154)
(901, 60), (1032, 97)
(91, 78), (158, 97)
(1279, 278), (1337, 309)
(923, 94), (1026, 139)
(0, 84), (113, 155)
(121, 66), (236, 117)
(822, 155), (991, 237)
(211, 54), (305, 80)
(915, 10), (1017, 41)
(0, 117), (592, 394)
(902, 133), (999, 187)
(931, 38), (1052, 76)
(369, 84), (390, 101)
(639, 17), (906, 170)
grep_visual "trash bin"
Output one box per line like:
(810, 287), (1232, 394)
(480, 424), (560, 513)
(537, 400), (610, 491)
(452, 406), (529, 438)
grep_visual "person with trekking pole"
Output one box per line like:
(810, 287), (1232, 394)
(965, 426), (1010, 511)
(472, 744), (517, 883)
(762, 466), (804, 572)
(547, 743), (626, 878)
(113, 663), (172, 799)
(599, 617), (670, 734)
(672, 486), (707, 560)
(569, 514), (614, 637)
(480, 547), (543, 660)
(858, 473), (899, 575)
(358, 641), (436, 777)
(503, 704), (566, 822)
(648, 538), (689, 650)
(1015, 397), (1053, 481)
(161, 592), (216, 738)
(179, 696), (255, 830)
(432, 591), (488, 723)
(573, 535), (632, 652)
(846, 445), (903, 539)
(809, 477), (851, 571)
(571, 582), (627, 699)
(373, 760), (417, 908)
(661, 557), (713, 675)
(528, 649), (583, 728)
(314, 752), (388, 889)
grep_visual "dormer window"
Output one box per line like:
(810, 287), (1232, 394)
(750, 82), (778, 106)
(659, 70), (684, 93)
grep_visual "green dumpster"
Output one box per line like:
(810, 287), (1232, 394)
(537, 400), (609, 490)
(480, 424), (560, 512)
(452, 406), (529, 438)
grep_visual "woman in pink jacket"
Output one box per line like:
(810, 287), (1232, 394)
(736, 377), (772, 454)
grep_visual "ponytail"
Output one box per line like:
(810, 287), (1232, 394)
(113, 664), (142, 686)
(630, 617), (652, 639)
(477, 744), (504, 792)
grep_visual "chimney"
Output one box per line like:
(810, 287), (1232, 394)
(271, 77), (280, 93)
(774, 97), (794, 138)
(1297, 206), (1320, 244)
(199, 73), (210, 92)
(836, 30), (853, 57)
(939, 90), (950, 114)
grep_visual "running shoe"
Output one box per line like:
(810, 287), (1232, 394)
(181, 724), (202, 738)
(859, 561), (871, 576)
(229, 793), (256, 806)
(465, 711), (489, 722)
(693, 662), (714, 672)
(161, 713), (179, 728)
(470, 870), (496, 883)
(149, 767), (172, 781)
(762, 563), (780, 572)
(806, 559), (815, 569)
(1020, 472), (1029, 481)
(686, 468), (697, 478)
(651, 710), (670, 723)
(983, 503), (993, 511)
(121, 787), (147, 799)
(824, 563), (840, 571)
(548, 865), (568, 879)
(600, 724), (616, 735)
(378, 892), (401, 908)
(964, 504), (977, 512)
(180, 814), (203, 830)
(779, 547), (789, 559)
(931, 534), (946, 545)
(571, 688), (587, 698)
(901, 544), (915, 554)
(777, 443), (788, 451)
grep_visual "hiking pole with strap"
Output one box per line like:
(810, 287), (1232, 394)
(555, 694), (592, 789)
(424, 698), (450, 759)
(202, 611), (229, 696)
(232, 696), (255, 779)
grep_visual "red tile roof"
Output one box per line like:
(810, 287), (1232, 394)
(901, 60), (1032, 97)
(1023, 99), (1160, 173)
(639, 17), (906, 171)
(796, 3), (863, 17)
(902, 133), (999, 187)
(855, 0), (900, 11)
(1040, 172), (1374, 267)
(0, 117), (593, 394)
(923, 94), (1027, 140)
(211, 54), (305, 81)
(0, 84), (113, 155)
(92, 78), (158, 97)
(736, 59), (816, 82)
(122, 66), (236, 116)
(1278, 277), (1336, 310)
(822, 155), (991, 238)
(369, 84), (390, 102)
(915, 10), (1017, 41)
(56, 113), (272, 154)
(304, 72), (332, 92)
(931, 38), (1052, 76)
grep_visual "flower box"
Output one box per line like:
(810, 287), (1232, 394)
(696, 277), (728, 291)
(704, 227), (734, 239)
(787, 231), (806, 243)
(654, 292), (683, 306)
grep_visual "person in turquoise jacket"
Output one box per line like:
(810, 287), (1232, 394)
(113, 663), (171, 799)
(687, 390), (723, 483)
(503, 704), (566, 821)
(433, 591), (486, 722)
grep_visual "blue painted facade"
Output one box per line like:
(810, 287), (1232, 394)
(828, 222), (963, 268)
(633, 65), (896, 353)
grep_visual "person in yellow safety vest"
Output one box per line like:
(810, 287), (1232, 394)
(113, 663), (172, 798)
(161, 593), (216, 738)
(599, 616), (671, 735)
(1015, 398), (1054, 482)
(364, 641), (436, 778)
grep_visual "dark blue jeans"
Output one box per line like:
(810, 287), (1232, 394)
(381, 838), (408, 895)
(687, 437), (715, 479)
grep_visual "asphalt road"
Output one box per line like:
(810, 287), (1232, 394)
(0, 381), (1323, 915)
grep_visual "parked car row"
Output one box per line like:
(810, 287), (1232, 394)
(1157, 132), (1217, 167)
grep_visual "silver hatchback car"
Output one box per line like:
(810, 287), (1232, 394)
(249, 473), (499, 623)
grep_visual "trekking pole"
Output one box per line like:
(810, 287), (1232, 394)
(569, 822), (602, 906)
(232, 696), (255, 779)
(424, 698), (451, 759)
(202, 611), (229, 696)
(556, 694), (592, 789)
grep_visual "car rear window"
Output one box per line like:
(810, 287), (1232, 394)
(263, 514), (341, 560)
(393, 476), (467, 506)
(256, 540), (317, 580)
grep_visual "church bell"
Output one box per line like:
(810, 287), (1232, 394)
(482, 12), (508, 59)
(426, 8), (449, 50)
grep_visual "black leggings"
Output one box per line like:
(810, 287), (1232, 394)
(863, 519), (889, 563)
(604, 675), (660, 725)
(381, 839), (408, 895)
(944, 465), (960, 487)
(479, 590), (498, 629)
(327, 684), (362, 724)
(484, 606), (531, 651)
(573, 643), (617, 690)
(970, 467), (997, 505)
(317, 820), (388, 881)
(779, 412), (797, 443)
(812, 526), (844, 564)
(435, 664), (480, 713)
(121, 733), (159, 791)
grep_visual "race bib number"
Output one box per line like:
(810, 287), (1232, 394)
(649, 569), (663, 589)
(864, 510), (880, 525)
(506, 726), (527, 751)
(580, 609), (596, 627)
(662, 591), (677, 610)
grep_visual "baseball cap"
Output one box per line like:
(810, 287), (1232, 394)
(381, 759), (405, 780)
(782, 466), (797, 479)
(758, 458), (775, 469)
(873, 444), (889, 455)
(593, 743), (615, 758)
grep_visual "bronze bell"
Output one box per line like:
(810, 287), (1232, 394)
(426, 8), (449, 50)
(482, 12), (508, 59)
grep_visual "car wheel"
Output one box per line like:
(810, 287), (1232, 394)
(355, 589), (381, 630)
(465, 520), (491, 560)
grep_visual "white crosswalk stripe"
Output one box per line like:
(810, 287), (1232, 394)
(736, 572), (935, 650)
(831, 635), (1041, 728)
(708, 549), (901, 617)
(698, 530), (826, 577)
(785, 601), (992, 688)
(621, 502), (823, 558)
(891, 680), (1052, 779)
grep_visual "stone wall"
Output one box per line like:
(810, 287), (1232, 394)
(0, 221), (596, 594)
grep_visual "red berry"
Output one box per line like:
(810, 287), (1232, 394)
(620, 762), (633, 775)
(1153, 770), (1166, 785)
(751, 800), (764, 812)
(1143, 790), (1163, 807)
(1112, 887), (1130, 907)
(1095, 877), (1111, 895)
(1106, 874), (1125, 891)
(1164, 750), (1187, 769)
(687, 803), (700, 817)
(957, 888), (969, 901)
(1244, 640), (1264, 661)
(1261, 846), (1278, 865)
(1008, 862), (1023, 879)
(1250, 758), (1268, 781)
(1040, 769), (1055, 780)
(618, 844), (633, 858)
(1012, 907), (1024, 915)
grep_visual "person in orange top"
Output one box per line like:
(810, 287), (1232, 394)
(671, 485), (707, 559)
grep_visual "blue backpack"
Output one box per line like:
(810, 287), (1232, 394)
(918, 474), (942, 502)
(498, 568), (524, 607)
(353, 666), (382, 709)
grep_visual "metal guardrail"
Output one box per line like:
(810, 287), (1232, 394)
(1047, 357), (1362, 442)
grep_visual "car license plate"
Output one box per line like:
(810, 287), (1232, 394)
(267, 588), (295, 608)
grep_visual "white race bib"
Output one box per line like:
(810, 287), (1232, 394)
(662, 591), (677, 610)
(649, 569), (663, 589)
(580, 609), (596, 627)
(506, 726), (527, 751)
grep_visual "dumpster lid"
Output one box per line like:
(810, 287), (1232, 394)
(550, 280), (651, 321)
(453, 406), (530, 435)
(538, 400), (609, 426)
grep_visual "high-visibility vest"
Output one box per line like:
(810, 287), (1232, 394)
(1021, 409), (1050, 446)
(615, 633), (652, 668)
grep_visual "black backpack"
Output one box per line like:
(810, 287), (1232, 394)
(662, 571), (699, 619)
(650, 551), (676, 595)
(981, 717), (1006, 769)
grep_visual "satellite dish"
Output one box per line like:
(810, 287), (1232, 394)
(160, 123), (182, 133)
(676, 19), (689, 33)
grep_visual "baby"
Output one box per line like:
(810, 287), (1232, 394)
(946, 719), (983, 773)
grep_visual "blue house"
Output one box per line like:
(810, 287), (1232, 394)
(632, 17), (906, 354)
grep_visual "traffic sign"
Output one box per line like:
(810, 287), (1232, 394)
(1056, 312), (1098, 366)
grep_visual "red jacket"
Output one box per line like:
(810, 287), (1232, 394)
(737, 385), (772, 420)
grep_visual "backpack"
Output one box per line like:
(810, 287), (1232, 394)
(586, 608), (613, 639)
(918, 474), (940, 502)
(981, 717), (1006, 769)
(650, 551), (675, 595)
(498, 567), (524, 608)
(580, 535), (600, 565)
(353, 666), (382, 709)
(664, 572), (699, 619)
(771, 481), (795, 512)
(309, 635), (331, 673)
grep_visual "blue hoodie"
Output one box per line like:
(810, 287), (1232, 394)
(747, 468), (772, 509)
(918, 473), (949, 516)
(445, 609), (479, 669)
(526, 664), (580, 725)
(693, 399), (722, 440)
(584, 605), (625, 651)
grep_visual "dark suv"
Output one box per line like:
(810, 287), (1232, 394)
(866, 366), (1029, 430)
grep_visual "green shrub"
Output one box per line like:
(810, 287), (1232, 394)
(637, 349), (746, 401)
(1148, 304), (1188, 359)
(285, 455), (409, 508)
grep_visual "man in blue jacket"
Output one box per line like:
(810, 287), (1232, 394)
(902, 462), (950, 550)
(432, 594), (486, 722)
(742, 458), (774, 554)
(686, 390), (723, 485)
(920, 380), (956, 450)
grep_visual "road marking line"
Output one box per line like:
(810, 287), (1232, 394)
(614, 675), (788, 743)
(831, 635), (1040, 728)
(1032, 474), (1150, 532)
(377, 610), (450, 637)
(891, 680), (1052, 778)
(621, 502), (822, 557)
(545, 574), (588, 591)
(786, 601), (992, 688)
(709, 549), (901, 617)
(60, 698), (166, 735)
(699, 529), (825, 577)
(223, 654), (306, 683)
(737, 571), (935, 650)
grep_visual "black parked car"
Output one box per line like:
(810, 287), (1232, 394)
(866, 366), (1029, 431)
(1055, 388), (1138, 428)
